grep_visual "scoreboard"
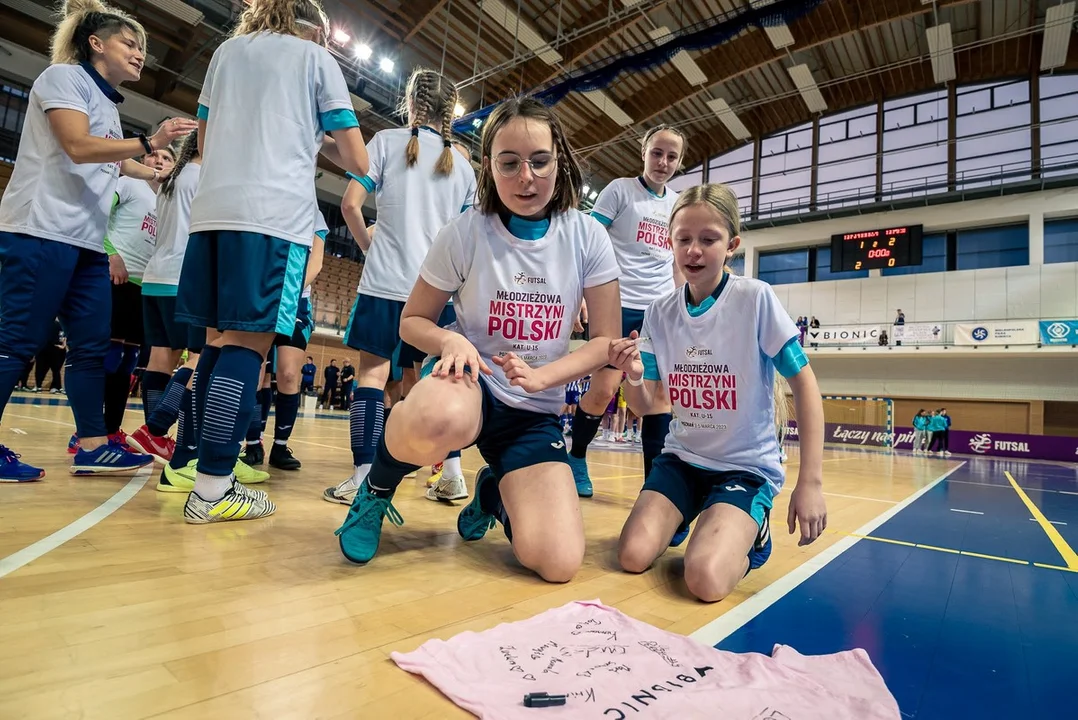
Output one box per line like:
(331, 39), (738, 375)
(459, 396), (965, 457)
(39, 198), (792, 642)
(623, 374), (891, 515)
(830, 224), (924, 272)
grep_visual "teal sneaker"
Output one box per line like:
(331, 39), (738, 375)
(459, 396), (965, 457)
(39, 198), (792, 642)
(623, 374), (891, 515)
(456, 465), (498, 541)
(334, 482), (403, 564)
(566, 454), (593, 497)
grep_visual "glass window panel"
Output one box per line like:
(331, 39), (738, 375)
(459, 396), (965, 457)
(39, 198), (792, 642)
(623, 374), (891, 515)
(884, 104), (914, 130)
(993, 80), (1029, 107)
(762, 134), (786, 154)
(957, 87), (992, 115)
(758, 249), (809, 285)
(916, 96), (947, 124)
(667, 168), (702, 192)
(760, 147), (811, 175)
(708, 142), (754, 170)
(758, 168), (811, 215)
(849, 113), (877, 137)
(787, 125), (812, 150)
(882, 234), (948, 276)
(1041, 74), (1078, 99)
(957, 148), (1032, 188)
(710, 158), (753, 185)
(1041, 95), (1077, 123)
(956, 127), (1031, 158)
(956, 225), (1029, 270)
(816, 246), (869, 280)
(956, 104), (1030, 136)
(819, 121), (847, 144)
(1043, 139), (1078, 176)
(1044, 219), (1078, 264)
(883, 121), (947, 152)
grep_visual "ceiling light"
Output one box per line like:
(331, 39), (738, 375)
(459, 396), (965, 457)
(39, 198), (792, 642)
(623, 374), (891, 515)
(355, 43), (372, 61)
(379, 57), (394, 73)
(453, 103), (465, 118)
(1041, 2), (1075, 71)
(332, 29), (350, 45)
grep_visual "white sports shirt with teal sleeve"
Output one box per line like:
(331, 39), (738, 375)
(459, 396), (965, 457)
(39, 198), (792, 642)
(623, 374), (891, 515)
(304, 210), (329, 300)
(142, 163), (200, 296)
(419, 209), (620, 415)
(590, 177), (679, 310)
(0, 63), (124, 251)
(352, 128), (477, 302)
(638, 274), (807, 493)
(105, 176), (158, 283)
(190, 33), (358, 247)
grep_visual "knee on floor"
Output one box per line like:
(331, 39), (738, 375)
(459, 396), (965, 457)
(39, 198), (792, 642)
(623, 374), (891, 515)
(684, 557), (745, 604)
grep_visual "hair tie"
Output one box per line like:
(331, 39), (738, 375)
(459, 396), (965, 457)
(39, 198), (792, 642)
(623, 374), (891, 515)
(411, 127), (419, 137)
(443, 140), (452, 148)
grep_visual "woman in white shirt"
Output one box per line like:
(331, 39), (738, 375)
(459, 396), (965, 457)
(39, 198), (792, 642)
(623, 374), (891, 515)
(0, 0), (194, 482)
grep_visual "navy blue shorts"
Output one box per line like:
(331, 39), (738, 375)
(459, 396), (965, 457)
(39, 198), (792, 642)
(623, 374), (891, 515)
(274, 296), (313, 350)
(419, 361), (568, 478)
(621, 306), (646, 335)
(143, 295), (204, 352)
(565, 390), (581, 406)
(176, 231), (309, 336)
(345, 293), (456, 366)
(110, 281), (144, 345)
(644, 453), (774, 569)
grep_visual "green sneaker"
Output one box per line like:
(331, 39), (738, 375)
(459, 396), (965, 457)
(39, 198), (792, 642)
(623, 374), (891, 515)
(456, 465), (498, 541)
(566, 454), (593, 497)
(334, 482), (403, 564)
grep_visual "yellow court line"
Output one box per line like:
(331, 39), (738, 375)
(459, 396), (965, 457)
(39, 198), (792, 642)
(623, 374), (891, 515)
(960, 550), (1028, 565)
(916, 544), (960, 554)
(1033, 563), (1078, 573)
(836, 531), (1037, 568)
(1005, 471), (1078, 570)
(849, 533), (917, 548)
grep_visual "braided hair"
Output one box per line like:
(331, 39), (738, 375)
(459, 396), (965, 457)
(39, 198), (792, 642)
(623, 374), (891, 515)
(160, 130), (198, 198)
(401, 68), (458, 176)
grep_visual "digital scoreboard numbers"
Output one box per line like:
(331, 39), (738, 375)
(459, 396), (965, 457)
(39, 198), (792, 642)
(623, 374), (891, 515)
(830, 224), (923, 272)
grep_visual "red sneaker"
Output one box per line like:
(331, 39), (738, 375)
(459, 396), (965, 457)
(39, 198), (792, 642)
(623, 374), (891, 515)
(127, 425), (175, 463)
(108, 430), (137, 452)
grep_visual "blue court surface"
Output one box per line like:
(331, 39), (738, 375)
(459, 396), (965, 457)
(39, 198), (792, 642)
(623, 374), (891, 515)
(705, 457), (1078, 719)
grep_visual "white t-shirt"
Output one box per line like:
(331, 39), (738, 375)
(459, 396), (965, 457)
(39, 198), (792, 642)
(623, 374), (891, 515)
(421, 210), (620, 415)
(190, 33), (356, 247)
(357, 128), (477, 302)
(639, 275), (800, 493)
(304, 210), (329, 300)
(0, 63), (124, 251)
(143, 163), (201, 294)
(106, 176), (158, 280)
(591, 177), (679, 310)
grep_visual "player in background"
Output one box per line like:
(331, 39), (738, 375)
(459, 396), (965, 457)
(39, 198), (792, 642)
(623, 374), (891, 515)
(326, 67), (476, 506)
(608, 183), (827, 602)
(0, 0), (193, 481)
(334, 96), (621, 582)
(568, 125), (686, 497)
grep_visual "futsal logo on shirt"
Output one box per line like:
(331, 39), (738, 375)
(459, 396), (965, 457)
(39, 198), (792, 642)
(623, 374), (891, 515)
(514, 271), (547, 285)
(685, 346), (713, 359)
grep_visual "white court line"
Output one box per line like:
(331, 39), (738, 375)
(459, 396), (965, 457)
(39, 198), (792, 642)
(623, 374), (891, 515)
(950, 508), (984, 515)
(823, 492), (898, 504)
(5, 412), (74, 428)
(0, 469), (150, 579)
(1029, 518), (1068, 526)
(690, 461), (967, 647)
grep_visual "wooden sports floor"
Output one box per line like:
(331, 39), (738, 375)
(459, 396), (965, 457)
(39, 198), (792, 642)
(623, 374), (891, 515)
(0, 399), (962, 719)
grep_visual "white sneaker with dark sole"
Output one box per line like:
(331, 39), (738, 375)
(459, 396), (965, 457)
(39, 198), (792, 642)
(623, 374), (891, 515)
(183, 478), (275, 524)
(426, 474), (468, 501)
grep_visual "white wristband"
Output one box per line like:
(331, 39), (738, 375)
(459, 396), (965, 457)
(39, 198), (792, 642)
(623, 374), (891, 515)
(626, 374), (644, 387)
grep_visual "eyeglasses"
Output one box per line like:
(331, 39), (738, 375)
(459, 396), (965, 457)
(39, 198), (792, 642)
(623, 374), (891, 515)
(493, 153), (557, 178)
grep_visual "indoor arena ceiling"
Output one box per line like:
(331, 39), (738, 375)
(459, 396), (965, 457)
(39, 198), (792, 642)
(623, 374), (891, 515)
(1, 0), (1076, 187)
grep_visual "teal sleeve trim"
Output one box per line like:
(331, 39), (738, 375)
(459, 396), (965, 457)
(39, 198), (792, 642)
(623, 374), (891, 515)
(196, 103), (209, 120)
(771, 337), (809, 379)
(461, 204), (471, 213)
(141, 282), (179, 297)
(641, 351), (660, 381)
(320, 108), (359, 132)
(347, 173), (375, 193)
(315, 230), (329, 240)
(591, 211), (613, 227)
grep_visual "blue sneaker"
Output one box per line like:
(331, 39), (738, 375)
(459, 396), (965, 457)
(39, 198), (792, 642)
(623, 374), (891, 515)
(0, 445), (45, 482)
(670, 524), (690, 548)
(70, 439), (154, 475)
(747, 508), (772, 571)
(456, 465), (498, 541)
(566, 454), (592, 497)
(335, 481), (403, 564)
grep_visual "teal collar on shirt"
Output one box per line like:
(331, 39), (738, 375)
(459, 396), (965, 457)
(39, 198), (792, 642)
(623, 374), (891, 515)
(685, 272), (729, 317)
(503, 213), (550, 240)
(79, 62), (124, 104)
(637, 175), (664, 198)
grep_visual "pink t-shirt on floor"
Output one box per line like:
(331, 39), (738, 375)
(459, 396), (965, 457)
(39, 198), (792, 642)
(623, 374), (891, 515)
(391, 600), (900, 719)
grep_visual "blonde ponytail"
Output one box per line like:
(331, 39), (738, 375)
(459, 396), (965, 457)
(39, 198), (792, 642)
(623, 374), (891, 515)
(51, 0), (146, 66)
(233, 0), (329, 41)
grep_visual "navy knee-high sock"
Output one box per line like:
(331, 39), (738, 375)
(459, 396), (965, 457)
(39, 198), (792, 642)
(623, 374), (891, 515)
(170, 387), (197, 469)
(196, 345), (263, 477)
(569, 406), (604, 459)
(364, 433), (420, 497)
(350, 387), (385, 468)
(190, 345), (222, 451)
(641, 413), (671, 480)
(141, 371), (171, 425)
(103, 369), (131, 435)
(147, 367), (192, 437)
(273, 392), (301, 443)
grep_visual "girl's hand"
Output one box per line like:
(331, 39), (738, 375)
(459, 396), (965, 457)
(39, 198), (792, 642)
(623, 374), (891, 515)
(108, 254), (129, 285)
(608, 330), (645, 383)
(433, 334), (491, 381)
(150, 118), (198, 151)
(492, 352), (547, 393)
(787, 472), (827, 546)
